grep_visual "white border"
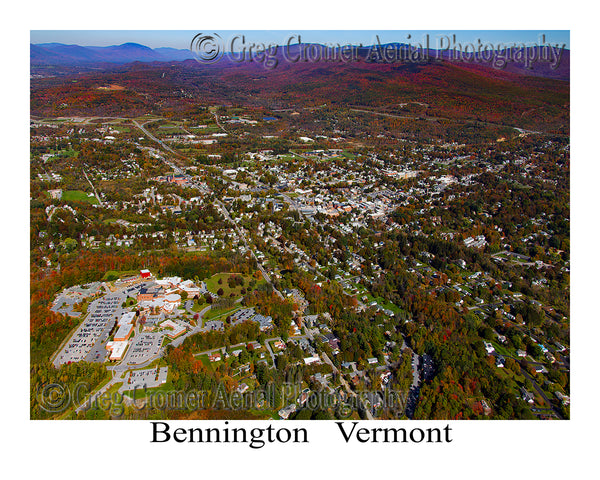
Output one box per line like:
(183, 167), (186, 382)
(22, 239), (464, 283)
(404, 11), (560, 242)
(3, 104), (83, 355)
(5, 1), (596, 478)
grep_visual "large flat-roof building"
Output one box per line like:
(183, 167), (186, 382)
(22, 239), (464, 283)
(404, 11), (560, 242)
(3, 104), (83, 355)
(160, 319), (185, 339)
(118, 311), (136, 326)
(106, 340), (129, 361)
(114, 323), (134, 342)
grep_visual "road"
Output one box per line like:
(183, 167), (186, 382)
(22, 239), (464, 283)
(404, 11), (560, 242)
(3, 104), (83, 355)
(81, 168), (103, 206)
(520, 367), (563, 419)
(264, 337), (282, 368)
(350, 108), (549, 135)
(107, 348), (163, 374)
(350, 108), (445, 122)
(74, 372), (125, 414)
(93, 304), (215, 400)
(133, 115), (284, 307)
(321, 352), (374, 420)
(487, 349), (563, 419)
(80, 327), (192, 410)
(410, 352), (421, 387)
(169, 305), (212, 348)
(132, 119), (180, 159)
(214, 198), (284, 300)
(279, 192), (317, 225)
(51, 115), (186, 174)
(404, 352), (421, 419)
(211, 111), (229, 134)
(192, 341), (253, 359)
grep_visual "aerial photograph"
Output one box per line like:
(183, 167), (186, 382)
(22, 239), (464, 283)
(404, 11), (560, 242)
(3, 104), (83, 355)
(30, 29), (570, 422)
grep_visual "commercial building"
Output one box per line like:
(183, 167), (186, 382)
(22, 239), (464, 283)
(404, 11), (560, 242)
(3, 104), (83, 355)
(160, 319), (186, 339)
(140, 269), (152, 279)
(106, 340), (129, 361)
(118, 311), (136, 326)
(114, 323), (134, 341)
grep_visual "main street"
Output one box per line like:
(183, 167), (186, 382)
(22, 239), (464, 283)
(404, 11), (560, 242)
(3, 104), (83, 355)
(131, 113), (284, 302)
(214, 198), (285, 300)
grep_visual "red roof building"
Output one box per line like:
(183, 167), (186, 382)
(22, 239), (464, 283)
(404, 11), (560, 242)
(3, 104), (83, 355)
(140, 269), (151, 279)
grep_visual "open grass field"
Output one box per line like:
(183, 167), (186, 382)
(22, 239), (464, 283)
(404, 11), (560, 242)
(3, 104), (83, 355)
(155, 126), (186, 135)
(361, 291), (404, 317)
(203, 305), (242, 322)
(109, 125), (130, 133)
(62, 190), (99, 205)
(204, 272), (255, 298)
(491, 341), (512, 357)
(278, 153), (304, 162)
(190, 125), (221, 133)
(198, 354), (213, 368)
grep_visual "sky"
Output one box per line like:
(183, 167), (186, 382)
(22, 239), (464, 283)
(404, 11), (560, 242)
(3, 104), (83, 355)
(30, 30), (570, 50)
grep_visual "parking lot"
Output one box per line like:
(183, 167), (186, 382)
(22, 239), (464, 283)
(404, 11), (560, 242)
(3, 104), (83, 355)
(121, 332), (163, 365)
(230, 308), (256, 324)
(53, 293), (125, 366)
(120, 366), (169, 392)
(50, 294), (82, 318)
(204, 320), (224, 331)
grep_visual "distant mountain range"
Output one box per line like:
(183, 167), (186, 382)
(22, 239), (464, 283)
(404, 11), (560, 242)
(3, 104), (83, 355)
(30, 41), (569, 81)
(30, 42), (195, 65)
